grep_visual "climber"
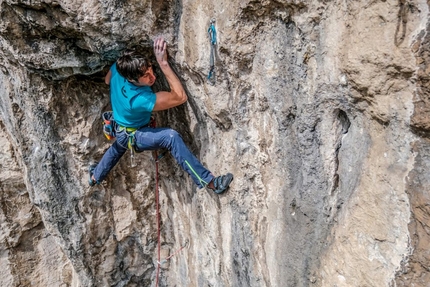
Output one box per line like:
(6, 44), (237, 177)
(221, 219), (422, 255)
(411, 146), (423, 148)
(88, 36), (233, 193)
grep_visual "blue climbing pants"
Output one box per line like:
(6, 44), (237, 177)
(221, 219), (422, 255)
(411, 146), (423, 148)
(93, 127), (214, 188)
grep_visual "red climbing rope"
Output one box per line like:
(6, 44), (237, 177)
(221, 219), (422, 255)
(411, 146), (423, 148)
(149, 115), (162, 287)
(154, 150), (161, 287)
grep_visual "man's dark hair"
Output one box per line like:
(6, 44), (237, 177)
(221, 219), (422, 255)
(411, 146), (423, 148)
(116, 49), (151, 82)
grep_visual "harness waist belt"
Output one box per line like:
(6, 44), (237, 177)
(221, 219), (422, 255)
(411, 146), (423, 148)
(119, 126), (138, 133)
(118, 123), (149, 133)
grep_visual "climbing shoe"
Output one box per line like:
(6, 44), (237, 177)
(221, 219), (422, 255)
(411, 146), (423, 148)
(212, 173), (234, 194)
(88, 163), (98, 186)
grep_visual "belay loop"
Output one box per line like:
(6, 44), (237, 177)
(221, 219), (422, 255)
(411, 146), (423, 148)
(207, 18), (217, 84)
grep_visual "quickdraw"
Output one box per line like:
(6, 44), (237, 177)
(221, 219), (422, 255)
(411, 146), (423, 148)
(207, 19), (217, 84)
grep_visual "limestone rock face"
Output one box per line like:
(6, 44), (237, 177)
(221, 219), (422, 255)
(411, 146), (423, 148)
(0, 127), (77, 286)
(0, 0), (429, 286)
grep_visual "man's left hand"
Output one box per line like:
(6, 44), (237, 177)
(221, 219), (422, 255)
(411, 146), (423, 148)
(154, 37), (168, 67)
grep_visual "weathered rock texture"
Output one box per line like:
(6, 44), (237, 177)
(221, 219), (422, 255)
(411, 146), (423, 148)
(0, 0), (429, 286)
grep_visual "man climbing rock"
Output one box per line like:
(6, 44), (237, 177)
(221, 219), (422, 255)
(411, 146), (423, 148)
(89, 37), (233, 193)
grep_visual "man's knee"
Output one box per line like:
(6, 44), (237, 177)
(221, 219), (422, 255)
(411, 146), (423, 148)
(167, 129), (181, 139)
(165, 129), (183, 146)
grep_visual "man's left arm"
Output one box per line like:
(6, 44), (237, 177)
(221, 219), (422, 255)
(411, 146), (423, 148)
(152, 37), (187, 111)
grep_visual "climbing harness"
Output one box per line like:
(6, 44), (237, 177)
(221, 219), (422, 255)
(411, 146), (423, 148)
(207, 19), (217, 84)
(101, 111), (152, 166)
(121, 122), (151, 167)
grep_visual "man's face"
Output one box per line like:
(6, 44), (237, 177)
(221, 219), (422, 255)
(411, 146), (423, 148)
(135, 66), (156, 86)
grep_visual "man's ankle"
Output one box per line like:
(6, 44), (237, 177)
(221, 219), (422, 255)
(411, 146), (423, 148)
(208, 180), (215, 190)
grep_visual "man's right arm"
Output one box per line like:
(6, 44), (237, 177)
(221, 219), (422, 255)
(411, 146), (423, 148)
(105, 69), (112, 85)
(152, 37), (187, 111)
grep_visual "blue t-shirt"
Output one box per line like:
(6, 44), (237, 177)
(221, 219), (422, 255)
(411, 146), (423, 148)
(109, 63), (156, 128)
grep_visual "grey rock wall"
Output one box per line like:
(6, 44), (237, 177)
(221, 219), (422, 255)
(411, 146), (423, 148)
(0, 0), (429, 286)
